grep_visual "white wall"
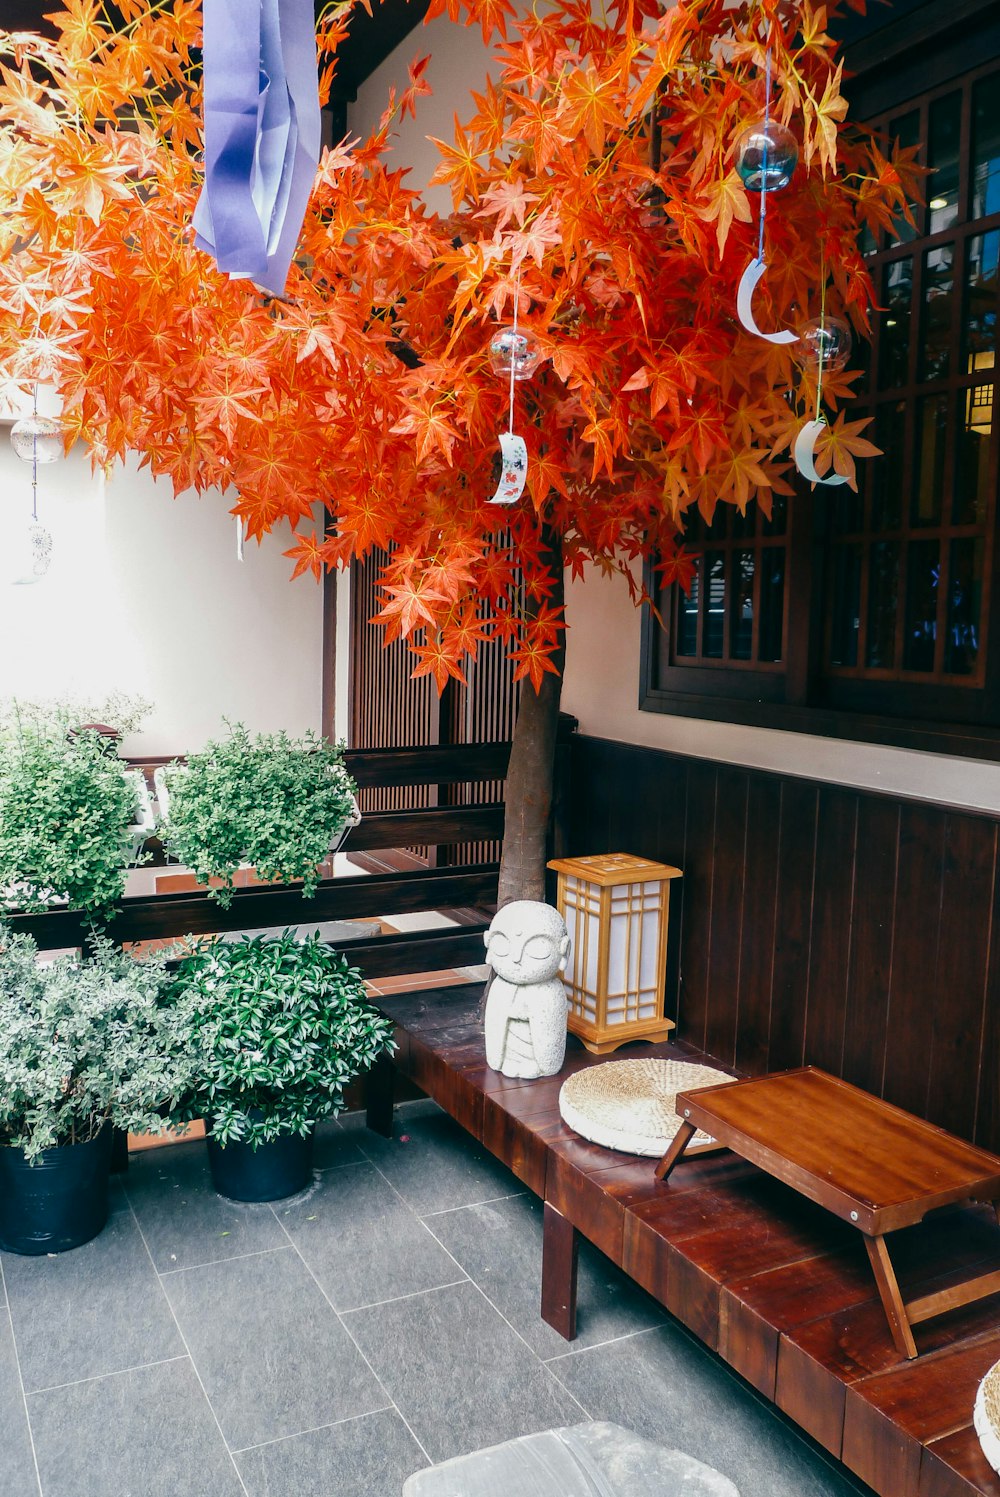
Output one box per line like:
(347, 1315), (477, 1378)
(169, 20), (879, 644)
(349, 12), (499, 217)
(0, 438), (323, 756)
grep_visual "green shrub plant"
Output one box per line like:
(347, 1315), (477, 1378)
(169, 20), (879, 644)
(172, 930), (395, 1146)
(158, 725), (358, 907)
(0, 932), (193, 1162)
(0, 713), (142, 921)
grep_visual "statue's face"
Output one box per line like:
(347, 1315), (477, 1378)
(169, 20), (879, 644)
(485, 902), (568, 983)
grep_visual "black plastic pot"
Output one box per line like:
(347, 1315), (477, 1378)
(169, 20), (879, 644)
(206, 1129), (314, 1202)
(0, 1127), (113, 1256)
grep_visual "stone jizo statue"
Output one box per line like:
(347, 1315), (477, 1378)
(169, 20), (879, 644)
(483, 900), (570, 1078)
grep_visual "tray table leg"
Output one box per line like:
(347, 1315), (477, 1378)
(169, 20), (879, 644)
(542, 1202), (579, 1341)
(655, 1119), (696, 1182)
(864, 1234), (918, 1360)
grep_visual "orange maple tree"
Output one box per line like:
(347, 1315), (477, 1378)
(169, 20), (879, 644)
(0, 0), (916, 893)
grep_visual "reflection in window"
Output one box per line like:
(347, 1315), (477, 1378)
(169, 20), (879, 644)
(730, 551), (754, 660)
(705, 552), (725, 657)
(904, 541), (940, 672)
(914, 395), (948, 526)
(945, 539), (983, 675)
(880, 258), (912, 386)
(758, 550), (785, 662)
(830, 545), (861, 667)
(667, 501), (788, 671)
(920, 242), (954, 381)
(872, 403), (905, 529)
(889, 110), (920, 244)
(928, 92), (961, 233)
(866, 542), (899, 668)
(964, 231), (998, 362)
(956, 385), (994, 526)
(676, 562), (699, 655)
(972, 77), (1000, 220)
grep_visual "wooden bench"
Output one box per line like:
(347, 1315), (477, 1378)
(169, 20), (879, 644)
(368, 982), (1000, 1497)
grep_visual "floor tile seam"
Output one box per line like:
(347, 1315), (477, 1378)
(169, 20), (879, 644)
(419, 1189), (530, 1219)
(360, 1143), (524, 1225)
(339, 1278), (471, 1314)
(267, 1200), (434, 1468)
(0, 1293), (44, 1497)
(123, 1196), (252, 1497)
(314, 1156), (370, 1174)
(157, 1244), (293, 1277)
(357, 1149), (472, 1227)
(541, 1323), (669, 1364)
(228, 1403), (396, 1455)
(339, 1279), (478, 1322)
(26, 1354), (191, 1398)
(416, 1217), (592, 1421)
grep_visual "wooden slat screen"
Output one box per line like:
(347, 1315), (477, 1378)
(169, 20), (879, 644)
(569, 733), (1000, 1156)
(349, 546), (520, 868)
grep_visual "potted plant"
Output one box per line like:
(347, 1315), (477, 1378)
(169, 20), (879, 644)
(0, 717), (147, 923)
(155, 724), (360, 908)
(0, 932), (193, 1254)
(172, 930), (395, 1201)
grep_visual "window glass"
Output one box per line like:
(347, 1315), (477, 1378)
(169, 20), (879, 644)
(913, 394), (948, 526)
(866, 541), (900, 668)
(880, 258), (913, 386)
(944, 538), (983, 674)
(730, 551), (754, 659)
(972, 77), (1000, 220)
(829, 545), (861, 667)
(676, 562), (699, 656)
(955, 385), (994, 526)
(871, 402), (906, 529)
(928, 93), (962, 233)
(903, 540), (940, 671)
(965, 231), (998, 365)
(920, 242), (954, 381)
(888, 110), (921, 244)
(704, 552), (725, 657)
(758, 550), (785, 662)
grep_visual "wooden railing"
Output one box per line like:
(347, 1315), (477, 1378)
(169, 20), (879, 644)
(7, 741), (521, 972)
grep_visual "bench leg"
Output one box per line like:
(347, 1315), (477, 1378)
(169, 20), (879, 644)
(542, 1202), (579, 1341)
(865, 1234), (918, 1360)
(365, 1053), (395, 1139)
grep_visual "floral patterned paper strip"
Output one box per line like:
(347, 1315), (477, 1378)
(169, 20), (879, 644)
(489, 432), (529, 506)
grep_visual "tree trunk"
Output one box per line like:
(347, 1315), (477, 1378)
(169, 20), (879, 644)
(497, 530), (565, 908)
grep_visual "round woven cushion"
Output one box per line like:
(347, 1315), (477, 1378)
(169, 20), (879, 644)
(559, 1058), (735, 1157)
(974, 1361), (1000, 1476)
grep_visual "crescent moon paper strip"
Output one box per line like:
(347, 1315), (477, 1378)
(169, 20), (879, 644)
(489, 432), (528, 506)
(793, 418), (849, 486)
(737, 258), (798, 345)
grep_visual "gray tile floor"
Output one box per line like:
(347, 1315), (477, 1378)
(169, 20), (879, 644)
(0, 1101), (877, 1497)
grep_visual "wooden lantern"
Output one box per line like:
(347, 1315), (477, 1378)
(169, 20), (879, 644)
(546, 853), (682, 1055)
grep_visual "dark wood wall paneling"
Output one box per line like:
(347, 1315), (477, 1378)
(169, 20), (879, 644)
(569, 736), (1000, 1153)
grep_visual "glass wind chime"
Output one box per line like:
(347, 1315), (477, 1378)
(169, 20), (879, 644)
(486, 271), (544, 506)
(7, 394), (61, 585)
(734, 36), (853, 485)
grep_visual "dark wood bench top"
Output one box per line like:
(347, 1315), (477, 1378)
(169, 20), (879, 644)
(370, 984), (1000, 1497)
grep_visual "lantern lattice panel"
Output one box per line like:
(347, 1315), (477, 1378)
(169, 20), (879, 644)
(549, 853), (682, 1055)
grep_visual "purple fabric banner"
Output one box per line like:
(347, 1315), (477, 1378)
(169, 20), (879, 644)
(194, 0), (322, 296)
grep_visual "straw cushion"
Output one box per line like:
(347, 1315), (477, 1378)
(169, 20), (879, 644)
(974, 1361), (1000, 1476)
(559, 1058), (735, 1157)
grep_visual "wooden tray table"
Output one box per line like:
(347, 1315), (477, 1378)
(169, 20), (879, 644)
(656, 1066), (1000, 1359)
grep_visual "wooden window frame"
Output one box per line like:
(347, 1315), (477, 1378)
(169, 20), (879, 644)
(641, 16), (1000, 762)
